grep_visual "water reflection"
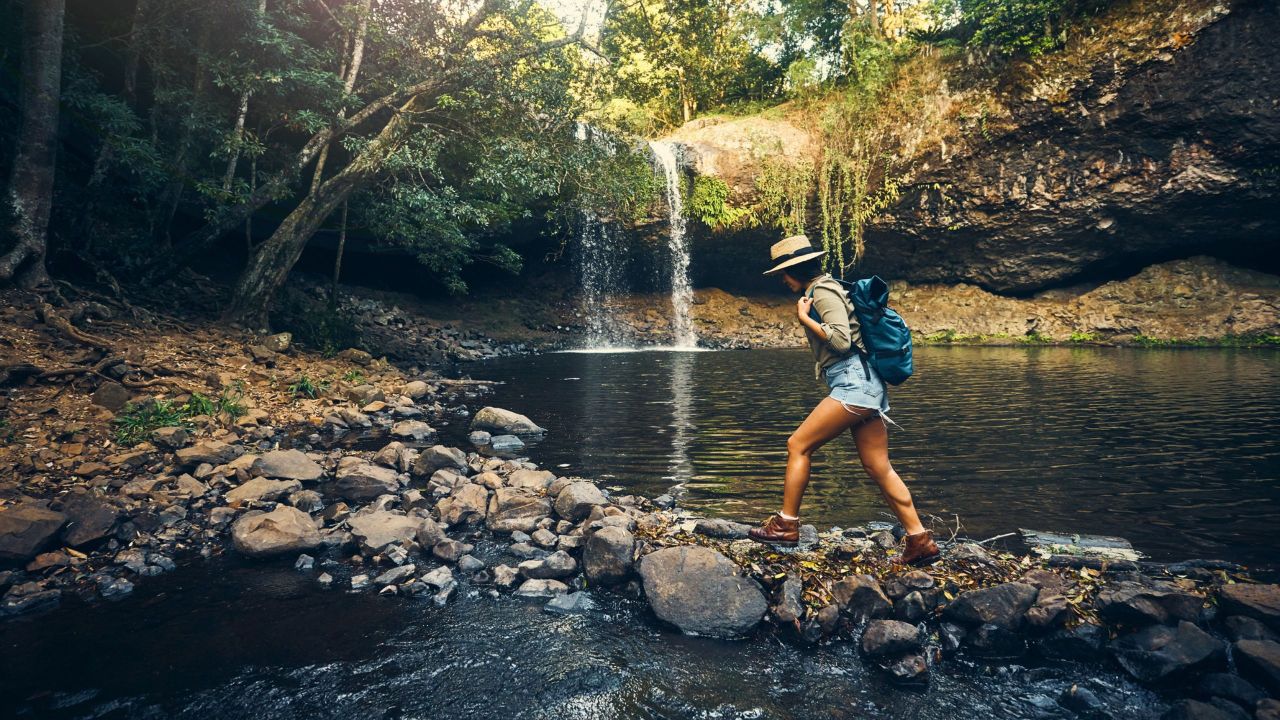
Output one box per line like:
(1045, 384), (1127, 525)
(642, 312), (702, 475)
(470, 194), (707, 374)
(473, 347), (1280, 568)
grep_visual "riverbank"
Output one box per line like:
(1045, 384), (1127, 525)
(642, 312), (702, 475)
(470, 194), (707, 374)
(324, 255), (1280, 353)
(2, 287), (1279, 720)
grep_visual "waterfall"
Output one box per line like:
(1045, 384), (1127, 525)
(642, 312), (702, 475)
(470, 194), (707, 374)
(648, 140), (697, 349)
(575, 124), (626, 348)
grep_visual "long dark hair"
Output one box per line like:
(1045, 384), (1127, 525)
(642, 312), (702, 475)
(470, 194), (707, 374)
(782, 257), (825, 284)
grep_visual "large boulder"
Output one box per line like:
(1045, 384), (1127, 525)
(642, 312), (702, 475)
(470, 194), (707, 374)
(231, 506), (321, 558)
(57, 494), (119, 548)
(507, 469), (556, 492)
(831, 574), (893, 623)
(1218, 584), (1280, 633)
(1233, 639), (1280, 696)
(437, 483), (488, 526)
(176, 440), (243, 468)
(224, 477), (302, 505)
(583, 526), (635, 584)
(943, 582), (1038, 630)
(0, 505), (67, 562)
(472, 406), (545, 435)
(554, 481), (607, 521)
(326, 461), (400, 502)
(347, 511), (424, 554)
(412, 445), (468, 477)
(1110, 620), (1226, 682)
(256, 449), (324, 481)
(861, 619), (923, 658)
(1095, 579), (1205, 626)
(637, 545), (767, 638)
(486, 488), (551, 533)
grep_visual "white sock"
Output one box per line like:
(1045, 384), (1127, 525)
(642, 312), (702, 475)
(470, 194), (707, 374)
(778, 511), (798, 520)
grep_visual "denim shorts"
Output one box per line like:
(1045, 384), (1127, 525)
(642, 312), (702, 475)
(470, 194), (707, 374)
(823, 354), (891, 418)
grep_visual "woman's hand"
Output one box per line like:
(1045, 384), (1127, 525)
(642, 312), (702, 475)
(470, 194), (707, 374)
(796, 296), (814, 320)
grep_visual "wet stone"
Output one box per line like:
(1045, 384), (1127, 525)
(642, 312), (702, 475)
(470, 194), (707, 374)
(893, 590), (930, 624)
(860, 619), (923, 658)
(1161, 699), (1241, 720)
(375, 564), (417, 586)
(514, 578), (569, 598)
(544, 591), (596, 615)
(97, 575), (135, 601)
(1233, 639), (1280, 696)
(295, 554), (315, 571)
(1110, 620), (1226, 682)
(1039, 622), (1108, 661)
(1196, 673), (1267, 710)
(350, 574), (371, 591)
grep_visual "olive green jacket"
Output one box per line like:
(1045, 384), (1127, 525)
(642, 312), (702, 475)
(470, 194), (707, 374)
(804, 274), (865, 380)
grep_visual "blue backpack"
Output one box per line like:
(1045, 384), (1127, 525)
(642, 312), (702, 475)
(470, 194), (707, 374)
(807, 275), (914, 385)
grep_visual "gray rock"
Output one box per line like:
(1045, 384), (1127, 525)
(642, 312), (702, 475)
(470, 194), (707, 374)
(472, 406), (545, 435)
(943, 582), (1038, 629)
(91, 382), (132, 411)
(264, 332), (292, 352)
(1160, 700), (1239, 720)
(488, 435), (524, 455)
(413, 445), (468, 477)
(58, 494), (119, 548)
(326, 461), (400, 502)
(772, 575), (804, 625)
(433, 538), (470, 563)
(882, 653), (929, 683)
(391, 420), (434, 440)
(554, 481), (607, 521)
(295, 554), (315, 571)
(1095, 578), (1204, 625)
(831, 574), (893, 623)
(375, 564), (417, 586)
(883, 570), (935, 600)
(519, 550), (577, 580)
(493, 564), (520, 589)
(1, 582), (60, 615)
(860, 619), (923, 658)
(545, 591), (596, 615)
(257, 449), (323, 481)
(231, 506), (321, 558)
(1197, 673), (1267, 710)
(416, 516), (444, 547)
(1218, 584), (1280, 633)
(693, 518), (752, 539)
(638, 545), (767, 638)
(437, 483), (488, 526)
(965, 623), (1026, 658)
(225, 477), (302, 505)
(348, 511), (424, 554)
(350, 574), (371, 590)
(1110, 620), (1226, 682)
(347, 384), (384, 405)
(458, 554), (485, 572)
(468, 430), (492, 446)
(948, 542), (997, 566)
(176, 440), (243, 468)
(421, 565), (454, 589)
(1058, 685), (1109, 719)
(97, 576), (135, 601)
(1223, 615), (1279, 642)
(151, 426), (190, 450)
(402, 380), (429, 399)
(507, 469), (556, 491)
(0, 505), (67, 562)
(289, 490), (324, 513)
(530, 528), (558, 548)
(514, 578), (569, 598)
(1039, 621), (1107, 661)
(486, 487), (551, 533)
(1233, 639), (1280, 696)
(894, 590), (929, 624)
(583, 526), (635, 585)
(317, 572), (333, 586)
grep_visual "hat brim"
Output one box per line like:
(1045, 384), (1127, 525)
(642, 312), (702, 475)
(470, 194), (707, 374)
(763, 250), (826, 275)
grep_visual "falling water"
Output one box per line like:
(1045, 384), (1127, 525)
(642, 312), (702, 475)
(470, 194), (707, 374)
(575, 123), (627, 348)
(648, 140), (697, 349)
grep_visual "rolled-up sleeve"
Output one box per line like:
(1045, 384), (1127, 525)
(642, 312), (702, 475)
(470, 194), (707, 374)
(811, 285), (852, 354)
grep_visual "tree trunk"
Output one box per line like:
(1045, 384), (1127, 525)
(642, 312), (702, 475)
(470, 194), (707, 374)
(329, 200), (347, 310)
(868, 0), (880, 37)
(224, 97), (416, 328)
(1, 0), (65, 290)
(223, 0), (268, 193)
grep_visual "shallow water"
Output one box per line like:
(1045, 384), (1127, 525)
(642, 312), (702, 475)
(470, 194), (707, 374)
(1, 557), (1170, 719)
(467, 346), (1280, 568)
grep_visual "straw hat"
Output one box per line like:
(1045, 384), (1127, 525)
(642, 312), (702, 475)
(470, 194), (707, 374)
(763, 234), (826, 275)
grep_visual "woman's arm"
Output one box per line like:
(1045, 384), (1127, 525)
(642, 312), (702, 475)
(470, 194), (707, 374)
(798, 285), (852, 353)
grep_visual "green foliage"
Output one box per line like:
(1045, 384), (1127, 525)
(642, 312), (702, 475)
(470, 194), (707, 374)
(1017, 331), (1053, 344)
(753, 139), (814, 237)
(686, 176), (752, 229)
(112, 386), (245, 446)
(1068, 331), (1100, 343)
(341, 369), (365, 384)
(274, 290), (361, 357)
(288, 374), (328, 400)
(933, 0), (1109, 57)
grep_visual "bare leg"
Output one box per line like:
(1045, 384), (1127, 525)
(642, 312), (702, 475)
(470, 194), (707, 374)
(852, 417), (926, 535)
(781, 397), (873, 517)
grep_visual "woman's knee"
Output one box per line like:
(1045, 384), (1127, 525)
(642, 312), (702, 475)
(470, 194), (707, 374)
(787, 433), (817, 456)
(861, 457), (893, 479)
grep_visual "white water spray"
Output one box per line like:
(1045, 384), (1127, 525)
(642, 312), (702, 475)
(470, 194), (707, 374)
(648, 140), (697, 349)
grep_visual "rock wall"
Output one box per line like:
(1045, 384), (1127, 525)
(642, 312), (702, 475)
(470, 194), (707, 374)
(654, 0), (1279, 296)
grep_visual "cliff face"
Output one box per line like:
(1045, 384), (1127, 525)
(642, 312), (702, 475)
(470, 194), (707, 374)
(661, 0), (1279, 296)
(863, 0), (1279, 293)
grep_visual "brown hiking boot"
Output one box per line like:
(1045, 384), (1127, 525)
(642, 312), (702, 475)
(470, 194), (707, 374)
(892, 530), (941, 568)
(747, 513), (800, 546)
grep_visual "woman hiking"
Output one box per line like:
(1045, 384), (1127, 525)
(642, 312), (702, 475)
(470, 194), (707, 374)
(747, 235), (941, 568)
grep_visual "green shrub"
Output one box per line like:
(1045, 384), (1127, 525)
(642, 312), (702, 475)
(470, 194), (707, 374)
(686, 176), (752, 229)
(288, 374), (328, 400)
(112, 384), (248, 446)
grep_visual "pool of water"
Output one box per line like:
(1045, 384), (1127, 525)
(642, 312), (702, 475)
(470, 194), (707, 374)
(465, 346), (1280, 569)
(1, 557), (1170, 719)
